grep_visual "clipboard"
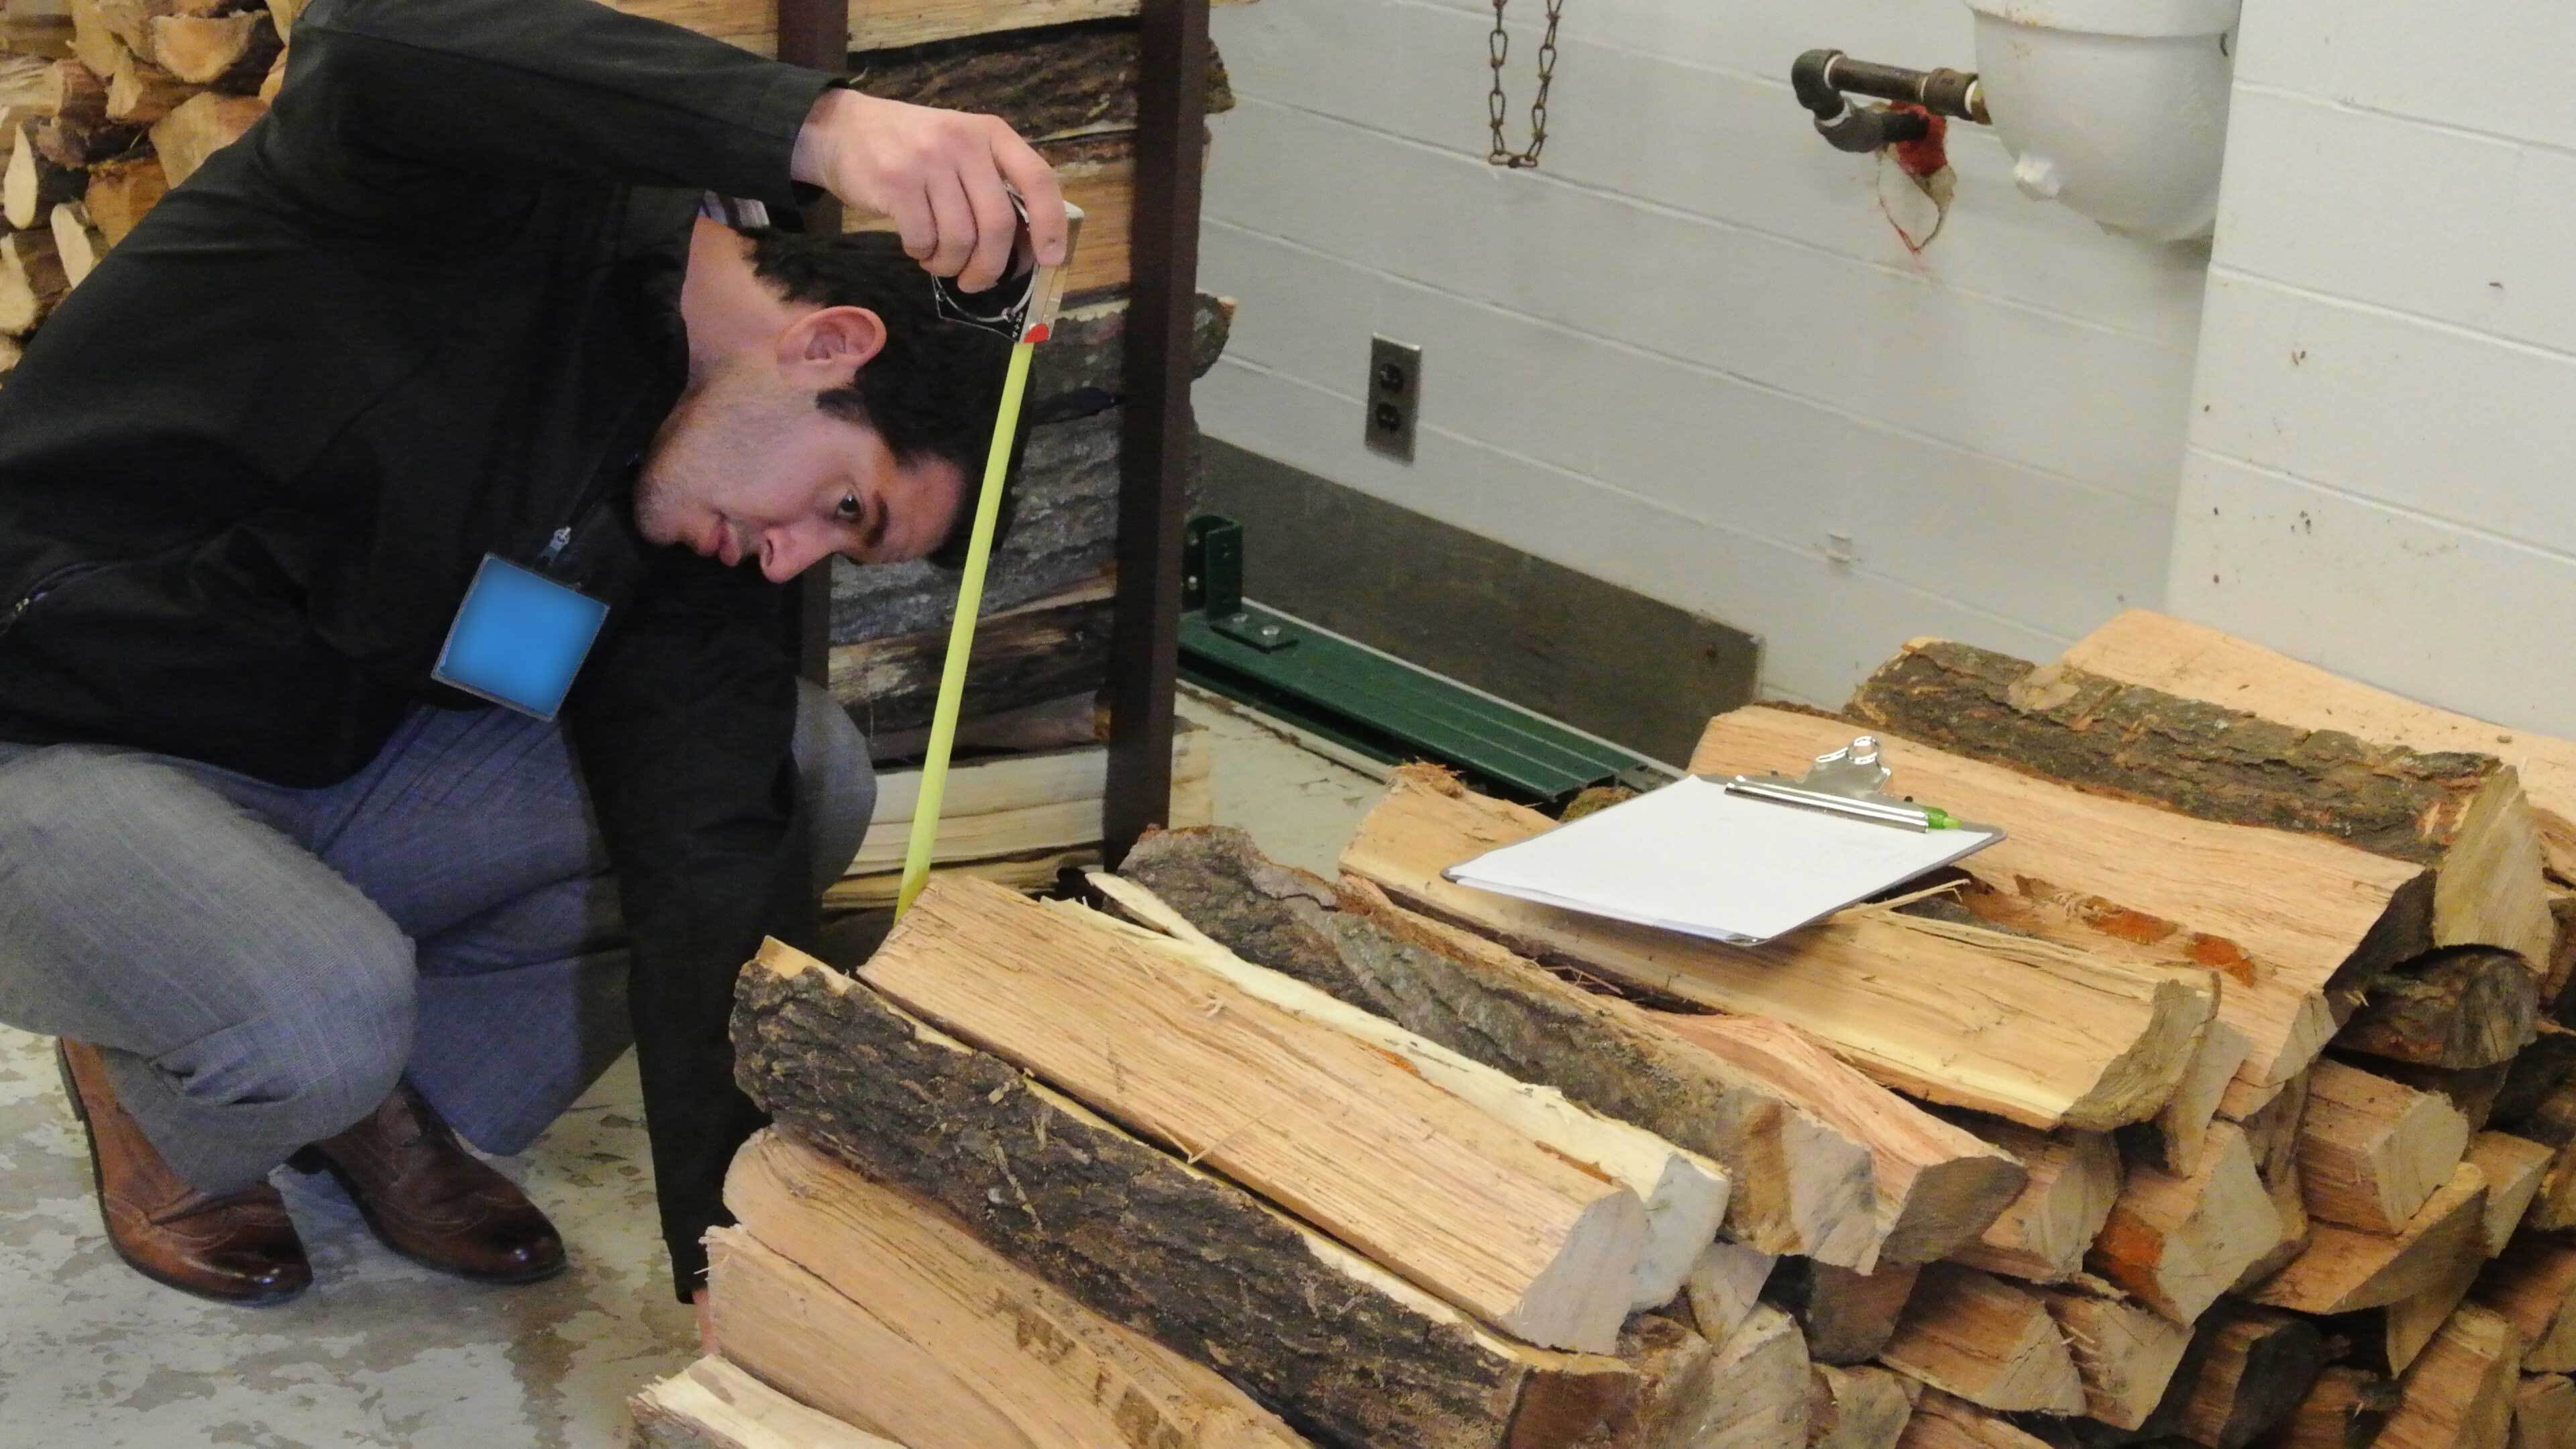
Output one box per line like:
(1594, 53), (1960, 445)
(1442, 736), (2004, 945)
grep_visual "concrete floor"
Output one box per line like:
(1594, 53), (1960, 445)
(0, 694), (1383, 1449)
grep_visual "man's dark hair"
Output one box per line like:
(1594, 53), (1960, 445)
(745, 227), (1016, 568)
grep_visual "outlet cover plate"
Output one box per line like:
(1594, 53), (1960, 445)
(1365, 336), (1421, 462)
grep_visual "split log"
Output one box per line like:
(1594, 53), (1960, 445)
(1026, 290), (1233, 425)
(717, 1130), (1304, 1449)
(0, 227), (66, 333)
(2065, 609), (2576, 887)
(2142, 1020), (2257, 1177)
(2298, 1061), (2472, 1232)
(859, 879), (1649, 1352)
(2553, 895), (2576, 1012)
(1877, 1263), (2085, 1416)
(1694, 1305), (1815, 1449)
(82, 152), (160, 243)
(2090, 1123), (2285, 1323)
(849, 730), (1206, 877)
(2531, 1142), (2576, 1233)
(2379, 1305), (2524, 1449)
(845, 22), (1232, 145)
(103, 50), (190, 123)
(1854, 637), (2555, 969)
(2467, 1133), (2557, 1256)
(1770, 1258), (1921, 1367)
(1893, 1389), (2055, 1449)
(31, 56), (105, 125)
(2323, 1227), (2487, 1375)
(731, 941), (1640, 1449)
(2247, 1161), (2488, 1315)
(1070, 881), (1728, 1313)
(829, 574), (1114, 736)
(602, 0), (1255, 64)
(630, 1356), (903, 1449)
(30, 110), (137, 168)
(2475, 1234), (2576, 1375)
(66, 0), (127, 80)
(859, 689), (1103, 763)
(2517, 1375), (2576, 1449)
(2035, 1279), (2195, 1431)
(1114, 829), (1888, 1267)
(0, 332), (20, 376)
(2339, 948), (2538, 1071)
(144, 9), (274, 87)
(48, 198), (100, 286)
(2266, 1367), (2401, 1449)
(2169, 1302), (2327, 1449)
(1946, 1119), (2121, 1283)
(1345, 765), (2218, 1132)
(1695, 707), (2435, 1096)
(4, 117), (77, 226)
(1685, 1240), (1776, 1348)
(2239, 1155), (2314, 1292)
(2497, 1025), (2576, 1132)
(1811, 1365), (1919, 1449)
(147, 90), (262, 184)
(256, 46), (282, 103)
(2378, 1059), (2513, 1134)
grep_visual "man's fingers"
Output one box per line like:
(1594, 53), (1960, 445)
(891, 185), (938, 263)
(992, 128), (1068, 266)
(957, 162), (1020, 294)
(922, 172), (976, 278)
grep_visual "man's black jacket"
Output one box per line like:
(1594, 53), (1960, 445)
(0, 0), (845, 1297)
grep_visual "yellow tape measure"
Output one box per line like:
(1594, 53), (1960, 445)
(894, 202), (1084, 918)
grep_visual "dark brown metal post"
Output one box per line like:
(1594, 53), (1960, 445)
(777, 0), (847, 690)
(1105, 0), (1210, 863)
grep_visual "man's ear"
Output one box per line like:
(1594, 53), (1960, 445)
(777, 305), (888, 391)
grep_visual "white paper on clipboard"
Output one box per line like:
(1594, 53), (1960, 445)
(1442, 775), (2003, 945)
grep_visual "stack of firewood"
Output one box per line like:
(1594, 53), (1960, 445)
(624, 608), (2576, 1449)
(0, 0), (283, 372)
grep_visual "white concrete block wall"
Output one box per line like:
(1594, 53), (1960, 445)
(1198, 0), (2208, 708)
(2168, 0), (2576, 734)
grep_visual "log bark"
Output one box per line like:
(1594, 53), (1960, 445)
(828, 574), (1114, 736)
(2265, 1367), (2401, 1449)
(2378, 1058), (2512, 1135)
(2065, 609), (2576, 888)
(1769, 1258), (1921, 1368)
(2167, 1302), (2327, 1449)
(1876, 1263), (2084, 1415)
(2298, 1061), (2473, 1232)
(1025, 290), (1232, 425)
(1346, 765), (2218, 1132)
(144, 9), (274, 87)
(719, 1129), (1305, 1449)
(2379, 1305), (2524, 1449)
(2516, 1375), (2576, 1449)
(861, 879), (1649, 1352)
(1945, 1118), (2121, 1283)
(82, 152), (162, 243)
(2467, 1133), (2556, 1256)
(1853, 638), (2556, 969)
(1114, 828), (1888, 1267)
(1075, 879), (1728, 1315)
(2089, 1123), (2285, 1323)
(845, 21), (1233, 144)
(2497, 1025), (2576, 1132)
(2340, 948), (2539, 1071)
(731, 941), (1638, 1449)
(2475, 1234), (2576, 1375)
(629, 1357), (905, 1449)
(2035, 1279), (2195, 1432)
(1810, 1365), (1918, 1449)
(1696, 707), (2436, 1099)
(2247, 1161), (2488, 1315)
(146, 89), (262, 183)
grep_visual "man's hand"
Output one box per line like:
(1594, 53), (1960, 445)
(792, 88), (1069, 294)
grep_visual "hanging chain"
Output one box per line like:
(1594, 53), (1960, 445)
(1486, 0), (1563, 169)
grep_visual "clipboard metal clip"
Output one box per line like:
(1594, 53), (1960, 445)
(1722, 735), (1952, 832)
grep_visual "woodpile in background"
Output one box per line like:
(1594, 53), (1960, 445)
(635, 606), (2576, 1448)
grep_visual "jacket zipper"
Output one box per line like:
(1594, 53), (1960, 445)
(0, 562), (107, 645)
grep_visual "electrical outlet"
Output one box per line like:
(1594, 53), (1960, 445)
(1365, 336), (1421, 462)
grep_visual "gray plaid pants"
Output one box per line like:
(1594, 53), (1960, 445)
(0, 682), (871, 1191)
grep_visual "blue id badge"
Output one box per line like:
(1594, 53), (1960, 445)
(431, 554), (610, 721)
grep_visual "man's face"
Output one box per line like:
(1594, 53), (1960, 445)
(633, 354), (968, 583)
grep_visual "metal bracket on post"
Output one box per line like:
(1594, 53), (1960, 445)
(1185, 515), (1295, 653)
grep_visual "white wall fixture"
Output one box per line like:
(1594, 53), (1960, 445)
(1964, 0), (2241, 241)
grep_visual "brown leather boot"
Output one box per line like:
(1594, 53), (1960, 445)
(56, 1038), (313, 1305)
(290, 1083), (566, 1283)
